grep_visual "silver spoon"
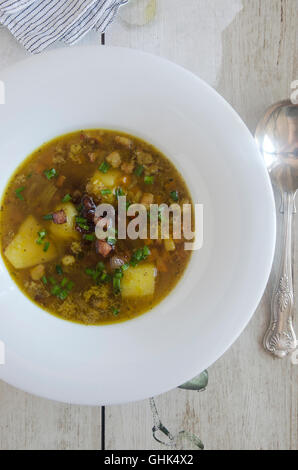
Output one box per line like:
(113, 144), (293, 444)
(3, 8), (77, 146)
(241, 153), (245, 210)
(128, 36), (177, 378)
(255, 100), (298, 358)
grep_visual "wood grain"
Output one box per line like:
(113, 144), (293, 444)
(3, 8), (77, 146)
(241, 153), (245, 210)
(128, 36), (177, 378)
(0, 381), (101, 450)
(105, 0), (298, 450)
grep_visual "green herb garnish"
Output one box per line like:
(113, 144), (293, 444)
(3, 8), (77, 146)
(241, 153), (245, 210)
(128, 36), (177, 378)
(170, 190), (179, 202)
(144, 175), (154, 185)
(83, 234), (95, 241)
(55, 265), (63, 275)
(101, 189), (112, 195)
(44, 168), (57, 180)
(43, 213), (53, 220)
(135, 165), (144, 177)
(98, 161), (110, 174)
(130, 246), (150, 267)
(112, 308), (120, 316)
(75, 216), (87, 224)
(61, 277), (68, 287)
(36, 230), (47, 245)
(115, 187), (125, 198)
(43, 241), (50, 252)
(51, 285), (61, 296)
(66, 281), (74, 291)
(62, 194), (72, 203)
(41, 276), (47, 285)
(58, 290), (68, 301)
(114, 269), (123, 279)
(15, 186), (25, 200)
(96, 262), (105, 272)
(113, 276), (121, 293)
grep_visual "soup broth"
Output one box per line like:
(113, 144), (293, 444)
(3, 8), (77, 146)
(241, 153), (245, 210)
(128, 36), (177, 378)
(0, 130), (193, 324)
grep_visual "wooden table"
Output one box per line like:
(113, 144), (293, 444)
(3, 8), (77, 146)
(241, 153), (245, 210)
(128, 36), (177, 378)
(0, 0), (297, 450)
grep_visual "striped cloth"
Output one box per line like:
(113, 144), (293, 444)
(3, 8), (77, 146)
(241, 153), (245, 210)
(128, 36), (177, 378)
(0, 0), (127, 53)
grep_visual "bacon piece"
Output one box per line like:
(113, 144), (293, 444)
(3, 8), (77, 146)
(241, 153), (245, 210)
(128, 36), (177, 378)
(52, 209), (67, 224)
(95, 239), (113, 258)
(88, 152), (97, 163)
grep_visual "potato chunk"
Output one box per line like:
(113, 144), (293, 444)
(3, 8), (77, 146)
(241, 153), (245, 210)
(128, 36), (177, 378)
(49, 202), (78, 240)
(30, 264), (45, 280)
(4, 216), (57, 269)
(89, 169), (120, 196)
(121, 264), (156, 298)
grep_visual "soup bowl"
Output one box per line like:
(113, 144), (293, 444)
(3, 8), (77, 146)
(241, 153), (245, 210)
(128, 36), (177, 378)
(0, 46), (275, 405)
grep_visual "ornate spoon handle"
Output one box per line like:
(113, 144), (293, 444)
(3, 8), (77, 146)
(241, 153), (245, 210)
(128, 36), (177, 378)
(264, 191), (297, 358)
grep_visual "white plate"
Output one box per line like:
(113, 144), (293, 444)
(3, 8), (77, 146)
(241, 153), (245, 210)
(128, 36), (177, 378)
(0, 46), (275, 405)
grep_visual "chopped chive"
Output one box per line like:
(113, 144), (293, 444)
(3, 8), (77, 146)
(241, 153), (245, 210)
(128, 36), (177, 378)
(51, 285), (61, 296)
(55, 265), (63, 275)
(58, 290), (68, 300)
(41, 276), (47, 285)
(170, 190), (179, 202)
(49, 276), (56, 285)
(101, 273), (111, 283)
(107, 237), (116, 246)
(98, 161), (110, 174)
(43, 241), (50, 252)
(43, 213), (53, 220)
(144, 175), (154, 185)
(114, 271), (123, 279)
(135, 165), (144, 176)
(83, 234), (95, 241)
(121, 263), (129, 272)
(85, 268), (95, 276)
(36, 230), (46, 245)
(113, 276), (121, 293)
(61, 277), (68, 287)
(115, 187), (125, 198)
(44, 168), (57, 180)
(66, 281), (74, 291)
(15, 186), (25, 200)
(75, 216), (87, 224)
(112, 308), (120, 316)
(130, 246), (150, 267)
(143, 245), (150, 257)
(78, 224), (90, 231)
(38, 230), (47, 239)
(96, 262), (105, 272)
(101, 189), (112, 195)
(62, 193), (72, 203)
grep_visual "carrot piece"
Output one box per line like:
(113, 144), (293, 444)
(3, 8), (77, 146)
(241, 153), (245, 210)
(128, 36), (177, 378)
(56, 175), (66, 187)
(156, 257), (168, 272)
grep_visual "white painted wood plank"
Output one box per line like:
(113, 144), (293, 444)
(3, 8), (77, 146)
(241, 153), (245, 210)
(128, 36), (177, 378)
(0, 381), (101, 450)
(105, 0), (298, 450)
(0, 27), (103, 451)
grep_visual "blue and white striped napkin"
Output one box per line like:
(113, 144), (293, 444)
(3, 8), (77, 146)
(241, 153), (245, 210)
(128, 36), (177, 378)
(0, 0), (127, 53)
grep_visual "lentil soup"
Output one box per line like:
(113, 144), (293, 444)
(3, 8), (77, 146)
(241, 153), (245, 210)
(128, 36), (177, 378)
(0, 130), (193, 324)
